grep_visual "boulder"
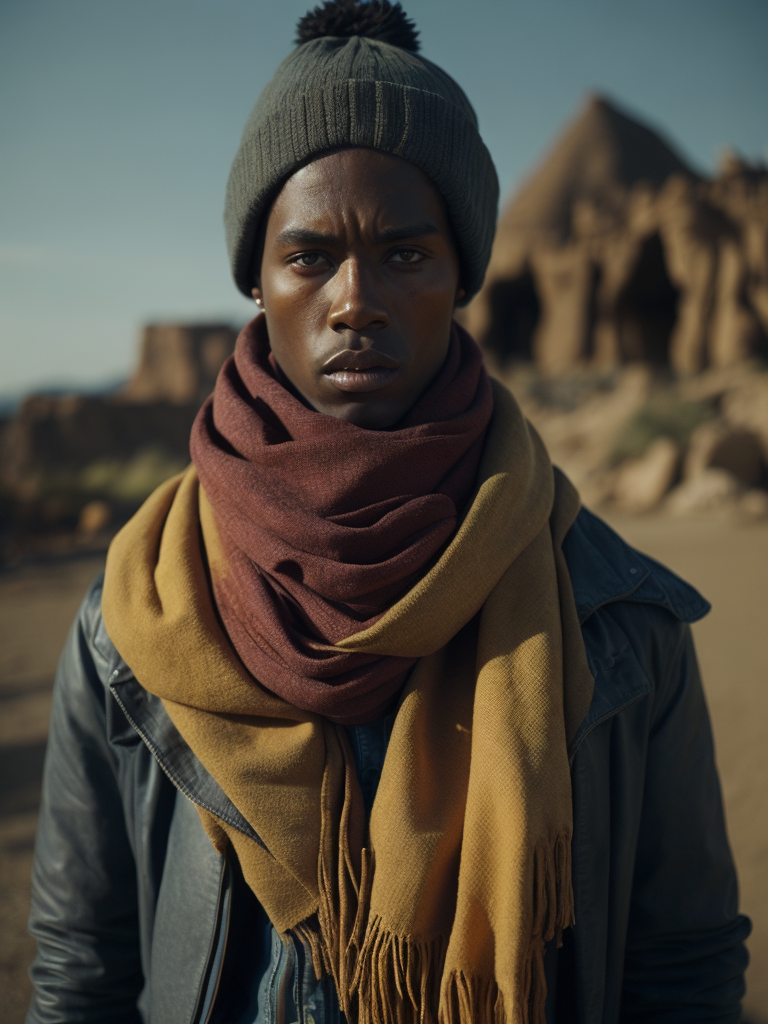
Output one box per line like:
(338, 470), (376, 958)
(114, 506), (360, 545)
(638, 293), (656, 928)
(721, 377), (768, 455)
(684, 422), (765, 488)
(739, 489), (768, 520)
(666, 468), (742, 515)
(612, 437), (680, 512)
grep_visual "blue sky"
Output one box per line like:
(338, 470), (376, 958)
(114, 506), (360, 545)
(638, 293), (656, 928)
(1, 0), (767, 395)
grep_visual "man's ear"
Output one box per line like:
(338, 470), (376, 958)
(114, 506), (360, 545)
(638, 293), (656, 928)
(455, 286), (466, 306)
(251, 286), (264, 309)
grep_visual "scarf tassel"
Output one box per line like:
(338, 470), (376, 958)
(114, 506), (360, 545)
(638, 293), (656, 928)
(350, 915), (446, 1024)
(524, 832), (574, 1024)
(290, 831), (572, 1024)
(533, 831), (574, 945)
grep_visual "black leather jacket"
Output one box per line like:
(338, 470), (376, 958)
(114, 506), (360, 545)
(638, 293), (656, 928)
(25, 508), (750, 1023)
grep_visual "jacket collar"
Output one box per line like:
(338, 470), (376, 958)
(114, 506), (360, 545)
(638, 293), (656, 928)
(562, 506), (710, 762)
(563, 506), (710, 625)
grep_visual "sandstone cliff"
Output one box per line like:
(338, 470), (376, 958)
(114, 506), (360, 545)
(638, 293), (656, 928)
(464, 96), (768, 374)
(0, 323), (238, 557)
(123, 322), (237, 404)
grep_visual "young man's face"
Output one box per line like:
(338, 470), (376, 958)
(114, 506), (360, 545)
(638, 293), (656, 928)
(253, 148), (464, 429)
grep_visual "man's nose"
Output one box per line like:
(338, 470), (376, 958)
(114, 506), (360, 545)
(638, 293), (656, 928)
(327, 259), (389, 335)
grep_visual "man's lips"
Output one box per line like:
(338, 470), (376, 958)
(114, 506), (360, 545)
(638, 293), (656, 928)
(322, 348), (400, 373)
(322, 348), (400, 394)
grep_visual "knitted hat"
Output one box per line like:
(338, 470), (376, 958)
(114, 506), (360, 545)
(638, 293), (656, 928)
(224, 0), (499, 304)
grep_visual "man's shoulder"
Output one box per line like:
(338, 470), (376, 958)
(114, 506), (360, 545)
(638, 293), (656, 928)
(564, 507), (710, 760)
(563, 505), (710, 627)
(75, 571), (128, 686)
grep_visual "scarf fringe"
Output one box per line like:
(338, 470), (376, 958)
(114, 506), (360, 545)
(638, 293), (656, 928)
(522, 833), (574, 1024)
(533, 832), (574, 945)
(442, 971), (507, 1024)
(351, 914), (446, 1024)
(288, 832), (572, 1024)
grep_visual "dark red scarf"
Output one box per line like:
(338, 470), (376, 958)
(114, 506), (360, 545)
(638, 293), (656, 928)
(190, 315), (493, 724)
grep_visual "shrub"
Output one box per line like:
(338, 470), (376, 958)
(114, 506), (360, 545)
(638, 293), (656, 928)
(79, 447), (187, 503)
(610, 397), (716, 466)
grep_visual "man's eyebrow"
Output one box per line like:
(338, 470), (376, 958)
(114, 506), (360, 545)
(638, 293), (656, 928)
(273, 223), (440, 248)
(274, 228), (335, 248)
(376, 222), (440, 243)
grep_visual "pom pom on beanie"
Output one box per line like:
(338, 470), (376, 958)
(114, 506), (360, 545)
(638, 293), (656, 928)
(296, 0), (420, 52)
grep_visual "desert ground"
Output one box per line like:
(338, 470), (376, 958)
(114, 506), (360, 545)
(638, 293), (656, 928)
(1, 513), (766, 1023)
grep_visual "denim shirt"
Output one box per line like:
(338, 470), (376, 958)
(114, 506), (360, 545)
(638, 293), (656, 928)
(213, 714), (395, 1024)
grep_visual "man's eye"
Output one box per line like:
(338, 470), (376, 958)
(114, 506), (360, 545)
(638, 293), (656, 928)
(292, 253), (325, 268)
(390, 249), (423, 263)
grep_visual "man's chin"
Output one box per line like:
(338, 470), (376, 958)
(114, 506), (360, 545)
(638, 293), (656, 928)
(316, 395), (409, 430)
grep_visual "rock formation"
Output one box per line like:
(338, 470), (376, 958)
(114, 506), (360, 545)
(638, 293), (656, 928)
(123, 322), (237, 404)
(0, 322), (239, 555)
(0, 392), (200, 487)
(502, 359), (768, 518)
(2, 322), (237, 491)
(463, 96), (768, 374)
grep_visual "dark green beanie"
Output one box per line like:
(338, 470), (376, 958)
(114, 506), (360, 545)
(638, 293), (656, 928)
(224, 11), (499, 304)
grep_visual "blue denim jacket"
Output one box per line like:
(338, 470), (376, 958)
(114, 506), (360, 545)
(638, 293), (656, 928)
(26, 507), (750, 1024)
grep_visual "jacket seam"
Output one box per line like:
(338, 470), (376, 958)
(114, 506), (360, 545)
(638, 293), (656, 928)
(197, 853), (232, 1024)
(568, 689), (651, 766)
(577, 572), (650, 625)
(616, 594), (710, 625)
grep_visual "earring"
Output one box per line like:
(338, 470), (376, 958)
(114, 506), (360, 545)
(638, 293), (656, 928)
(255, 297), (264, 310)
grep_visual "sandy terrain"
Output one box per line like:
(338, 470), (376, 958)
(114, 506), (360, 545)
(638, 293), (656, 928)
(0, 553), (108, 1024)
(1, 516), (766, 1022)
(607, 514), (768, 1022)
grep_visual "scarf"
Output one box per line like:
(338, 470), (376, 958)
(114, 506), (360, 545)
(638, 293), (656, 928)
(189, 315), (493, 724)
(102, 378), (594, 1024)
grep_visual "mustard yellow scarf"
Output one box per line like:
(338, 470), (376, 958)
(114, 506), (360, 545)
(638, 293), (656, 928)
(102, 379), (593, 1023)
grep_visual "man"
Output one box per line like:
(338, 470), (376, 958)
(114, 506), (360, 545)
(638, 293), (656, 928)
(26, 3), (749, 1022)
